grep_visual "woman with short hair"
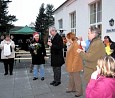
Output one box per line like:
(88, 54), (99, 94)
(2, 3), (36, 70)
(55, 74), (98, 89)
(0, 34), (15, 75)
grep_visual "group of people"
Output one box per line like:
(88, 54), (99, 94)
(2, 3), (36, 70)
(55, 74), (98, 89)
(0, 26), (115, 98)
(47, 26), (115, 98)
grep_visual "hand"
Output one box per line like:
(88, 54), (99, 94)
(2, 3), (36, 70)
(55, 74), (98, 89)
(77, 49), (82, 53)
(47, 41), (52, 47)
(91, 71), (98, 80)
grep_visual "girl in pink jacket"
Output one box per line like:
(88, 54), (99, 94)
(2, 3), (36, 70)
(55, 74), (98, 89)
(86, 56), (115, 98)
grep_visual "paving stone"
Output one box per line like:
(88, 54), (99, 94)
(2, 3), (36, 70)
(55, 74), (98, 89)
(0, 58), (84, 98)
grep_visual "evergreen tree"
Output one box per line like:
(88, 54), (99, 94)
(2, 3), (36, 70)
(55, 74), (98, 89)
(45, 4), (54, 27)
(35, 3), (47, 40)
(44, 4), (54, 45)
(0, 0), (2, 13)
(0, 0), (17, 34)
(35, 3), (54, 41)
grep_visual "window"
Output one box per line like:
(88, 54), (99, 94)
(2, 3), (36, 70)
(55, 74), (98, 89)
(97, 1), (102, 22)
(70, 11), (76, 34)
(90, 3), (96, 24)
(58, 19), (63, 29)
(90, 0), (102, 24)
(90, 0), (102, 36)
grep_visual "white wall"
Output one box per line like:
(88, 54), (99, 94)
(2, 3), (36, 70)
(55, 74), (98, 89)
(76, 0), (89, 40)
(54, 0), (115, 41)
(64, 0), (77, 34)
(54, 0), (90, 40)
(54, 0), (77, 35)
(54, 8), (64, 30)
(102, 0), (115, 41)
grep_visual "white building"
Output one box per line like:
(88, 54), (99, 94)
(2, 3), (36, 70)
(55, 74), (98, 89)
(54, 0), (115, 41)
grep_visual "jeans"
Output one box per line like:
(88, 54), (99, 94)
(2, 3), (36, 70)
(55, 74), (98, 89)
(33, 64), (45, 78)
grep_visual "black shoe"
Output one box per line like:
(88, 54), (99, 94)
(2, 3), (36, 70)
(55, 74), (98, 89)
(10, 72), (13, 75)
(53, 82), (61, 86)
(75, 94), (82, 97)
(41, 77), (44, 81)
(4, 73), (8, 75)
(33, 77), (38, 80)
(10, 73), (13, 75)
(50, 81), (56, 85)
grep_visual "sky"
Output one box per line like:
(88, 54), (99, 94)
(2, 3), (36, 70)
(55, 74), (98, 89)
(8, 0), (66, 26)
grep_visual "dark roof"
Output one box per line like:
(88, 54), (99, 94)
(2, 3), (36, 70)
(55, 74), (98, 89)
(53, 0), (68, 13)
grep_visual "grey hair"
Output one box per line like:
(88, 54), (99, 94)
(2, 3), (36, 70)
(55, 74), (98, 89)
(89, 27), (101, 37)
(49, 26), (57, 32)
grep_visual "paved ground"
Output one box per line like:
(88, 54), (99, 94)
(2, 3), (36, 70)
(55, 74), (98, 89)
(0, 58), (84, 98)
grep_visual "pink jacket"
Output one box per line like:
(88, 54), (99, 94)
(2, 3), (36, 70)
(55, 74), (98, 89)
(86, 76), (115, 98)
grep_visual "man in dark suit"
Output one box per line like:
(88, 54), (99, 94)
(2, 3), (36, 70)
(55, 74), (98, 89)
(48, 27), (65, 86)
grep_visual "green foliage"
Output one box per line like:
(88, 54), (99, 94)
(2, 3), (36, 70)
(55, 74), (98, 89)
(0, 0), (17, 34)
(45, 4), (54, 27)
(35, 3), (54, 40)
(35, 3), (46, 35)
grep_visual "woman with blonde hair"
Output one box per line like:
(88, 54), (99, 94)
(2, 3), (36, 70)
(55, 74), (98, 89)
(65, 32), (83, 97)
(86, 56), (115, 98)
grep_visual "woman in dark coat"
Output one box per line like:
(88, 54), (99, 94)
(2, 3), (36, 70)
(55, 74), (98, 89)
(30, 32), (46, 80)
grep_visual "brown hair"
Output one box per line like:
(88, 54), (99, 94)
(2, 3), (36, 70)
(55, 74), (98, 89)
(5, 34), (10, 38)
(66, 32), (77, 41)
(97, 56), (115, 78)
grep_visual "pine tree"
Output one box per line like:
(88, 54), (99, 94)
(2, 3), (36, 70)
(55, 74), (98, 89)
(45, 4), (54, 27)
(44, 4), (54, 45)
(35, 3), (54, 41)
(35, 3), (47, 40)
(0, 0), (17, 34)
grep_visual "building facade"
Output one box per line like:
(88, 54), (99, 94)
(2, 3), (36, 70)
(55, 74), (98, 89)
(54, 0), (115, 41)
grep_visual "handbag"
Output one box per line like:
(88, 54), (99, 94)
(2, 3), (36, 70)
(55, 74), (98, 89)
(4, 43), (12, 57)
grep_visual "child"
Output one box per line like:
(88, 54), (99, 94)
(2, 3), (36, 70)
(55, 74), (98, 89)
(86, 56), (115, 98)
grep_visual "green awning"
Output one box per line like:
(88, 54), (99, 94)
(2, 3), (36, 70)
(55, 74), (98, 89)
(10, 25), (36, 34)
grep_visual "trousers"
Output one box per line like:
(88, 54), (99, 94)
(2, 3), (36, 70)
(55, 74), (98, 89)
(67, 72), (83, 95)
(33, 64), (45, 78)
(53, 67), (61, 82)
(3, 58), (14, 74)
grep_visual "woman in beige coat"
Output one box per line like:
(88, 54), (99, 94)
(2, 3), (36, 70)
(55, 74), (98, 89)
(65, 32), (83, 97)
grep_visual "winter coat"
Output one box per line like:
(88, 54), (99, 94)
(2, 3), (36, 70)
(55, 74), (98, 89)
(65, 41), (83, 72)
(51, 33), (65, 67)
(30, 40), (46, 65)
(0, 39), (15, 59)
(80, 37), (106, 83)
(110, 42), (115, 59)
(86, 76), (115, 98)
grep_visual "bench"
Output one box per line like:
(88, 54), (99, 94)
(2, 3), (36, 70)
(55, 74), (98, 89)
(15, 51), (31, 64)
(14, 58), (32, 60)
(14, 49), (50, 65)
